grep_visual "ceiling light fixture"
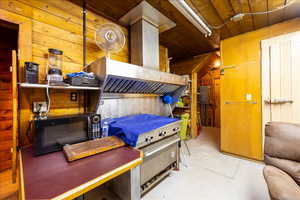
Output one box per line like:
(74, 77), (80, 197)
(169, 0), (212, 37)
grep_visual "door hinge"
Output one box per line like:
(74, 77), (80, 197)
(10, 66), (12, 72)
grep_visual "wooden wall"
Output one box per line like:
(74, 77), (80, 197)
(0, 0), (128, 146)
(0, 0), (169, 147)
(170, 52), (219, 137)
(0, 25), (18, 171)
(159, 45), (169, 72)
(199, 69), (220, 128)
(220, 17), (300, 160)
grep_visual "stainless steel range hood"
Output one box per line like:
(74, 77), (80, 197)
(87, 1), (187, 96)
(88, 1), (187, 118)
(88, 57), (188, 95)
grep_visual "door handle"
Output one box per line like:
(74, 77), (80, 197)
(264, 98), (293, 104)
(225, 101), (257, 104)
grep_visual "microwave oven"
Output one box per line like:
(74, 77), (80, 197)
(33, 114), (101, 156)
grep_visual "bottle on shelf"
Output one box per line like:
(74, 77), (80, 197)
(102, 121), (109, 137)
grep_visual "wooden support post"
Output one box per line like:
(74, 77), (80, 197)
(191, 72), (198, 138)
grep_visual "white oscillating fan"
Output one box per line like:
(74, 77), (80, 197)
(95, 23), (126, 58)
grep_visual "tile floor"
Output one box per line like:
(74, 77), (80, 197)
(142, 127), (270, 200)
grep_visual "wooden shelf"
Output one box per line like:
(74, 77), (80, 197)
(19, 83), (100, 90)
(175, 106), (190, 109)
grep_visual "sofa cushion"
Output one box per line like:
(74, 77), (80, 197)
(263, 165), (300, 200)
(265, 155), (300, 185)
(265, 122), (300, 162)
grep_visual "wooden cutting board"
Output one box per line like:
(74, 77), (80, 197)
(63, 136), (125, 162)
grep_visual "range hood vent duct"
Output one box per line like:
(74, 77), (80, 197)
(119, 1), (176, 70)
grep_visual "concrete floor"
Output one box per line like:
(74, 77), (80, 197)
(142, 127), (270, 200)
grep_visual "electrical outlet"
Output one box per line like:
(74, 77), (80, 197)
(33, 102), (47, 113)
(70, 92), (78, 101)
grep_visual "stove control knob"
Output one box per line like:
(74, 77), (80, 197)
(159, 132), (163, 136)
(145, 138), (149, 142)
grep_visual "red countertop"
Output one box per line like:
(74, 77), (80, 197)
(21, 146), (142, 200)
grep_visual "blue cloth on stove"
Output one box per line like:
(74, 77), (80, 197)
(108, 114), (179, 147)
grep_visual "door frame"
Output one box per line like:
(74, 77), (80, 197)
(0, 8), (32, 182)
(261, 30), (300, 153)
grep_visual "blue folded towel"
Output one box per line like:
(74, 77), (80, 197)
(108, 114), (179, 147)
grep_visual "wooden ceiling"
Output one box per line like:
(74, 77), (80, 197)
(69, 0), (300, 61)
(186, 0), (300, 39)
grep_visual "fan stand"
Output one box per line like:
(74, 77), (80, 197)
(105, 52), (111, 59)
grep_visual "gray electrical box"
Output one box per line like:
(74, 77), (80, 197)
(199, 86), (210, 104)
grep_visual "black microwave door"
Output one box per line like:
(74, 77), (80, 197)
(33, 115), (89, 156)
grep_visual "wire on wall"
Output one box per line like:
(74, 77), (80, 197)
(208, 0), (295, 29)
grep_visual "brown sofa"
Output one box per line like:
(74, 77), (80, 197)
(263, 122), (300, 200)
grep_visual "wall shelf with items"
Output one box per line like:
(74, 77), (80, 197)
(19, 83), (100, 90)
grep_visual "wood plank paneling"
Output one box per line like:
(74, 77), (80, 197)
(230, 0), (254, 33)
(0, 150), (12, 162)
(186, 0), (231, 39)
(209, 0), (242, 36)
(249, 0), (269, 29)
(0, 130), (12, 141)
(0, 0), (130, 152)
(69, 0), (218, 61)
(0, 169), (18, 199)
(159, 45), (169, 72)
(0, 110), (12, 121)
(0, 50), (14, 172)
(0, 120), (12, 131)
(68, 0), (300, 59)
(220, 17), (300, 161)
(268, 0), (286, 25)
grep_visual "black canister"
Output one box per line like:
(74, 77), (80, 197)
(25, 62), (39, 83)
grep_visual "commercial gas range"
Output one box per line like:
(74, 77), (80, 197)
(138, 124), (181, 195)
(107, 114), (181, 196)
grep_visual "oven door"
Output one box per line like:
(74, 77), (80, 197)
(140, 134), (180, 190)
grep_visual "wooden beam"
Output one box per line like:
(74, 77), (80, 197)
(11, 50), (17, 183)
(191, 72), (198, 138)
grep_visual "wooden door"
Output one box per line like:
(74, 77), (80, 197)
(11, 50), (18, 182)
(262, 32), (300, 125)
(220, 39), (262, 160)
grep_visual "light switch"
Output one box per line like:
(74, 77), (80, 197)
(246, 94), (252, 101)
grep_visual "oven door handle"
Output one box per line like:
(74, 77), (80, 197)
(144, 137), (180, 157)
